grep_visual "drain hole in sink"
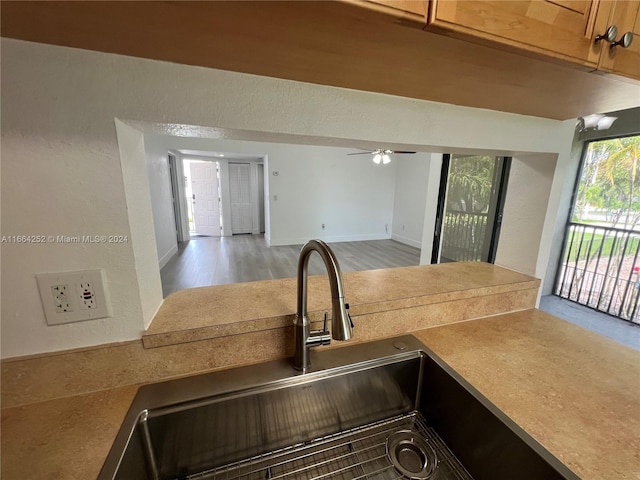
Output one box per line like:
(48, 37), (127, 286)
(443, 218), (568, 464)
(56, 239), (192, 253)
(386, 430), (438, 479)
(398, 444), (424, 472)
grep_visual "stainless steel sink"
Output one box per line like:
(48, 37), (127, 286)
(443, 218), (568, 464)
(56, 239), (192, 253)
(98, 336), (579, 480)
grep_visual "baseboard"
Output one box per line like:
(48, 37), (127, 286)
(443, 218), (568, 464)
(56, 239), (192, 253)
(158, 243), (178, 269)
(269, 233), (391, 247)
(390, 233), (422, 249)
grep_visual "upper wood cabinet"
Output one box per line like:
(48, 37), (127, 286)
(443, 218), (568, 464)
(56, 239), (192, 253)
(365, 0), (428, 18)
(425, 1), (636, 71)
(596, 1), (640, 78)
(368, 0), (639, 79)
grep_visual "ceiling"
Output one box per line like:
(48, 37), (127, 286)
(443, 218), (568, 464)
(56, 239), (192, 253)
(2, 1), (638, 120)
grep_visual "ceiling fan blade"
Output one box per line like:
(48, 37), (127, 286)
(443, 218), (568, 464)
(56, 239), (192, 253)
(347, 152), (374, 155)
(391, 151), (417, 154)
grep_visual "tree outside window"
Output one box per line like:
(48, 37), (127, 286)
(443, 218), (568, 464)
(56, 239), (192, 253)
(573, 136), (640, 229)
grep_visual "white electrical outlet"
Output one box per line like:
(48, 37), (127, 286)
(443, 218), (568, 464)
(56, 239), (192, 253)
(36, 270), (112, 325)
(51, 285), (73, 313)
(78, 282), (96, 310)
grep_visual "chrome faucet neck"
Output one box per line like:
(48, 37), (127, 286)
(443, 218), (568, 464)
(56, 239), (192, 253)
(293, 240), (353, 372)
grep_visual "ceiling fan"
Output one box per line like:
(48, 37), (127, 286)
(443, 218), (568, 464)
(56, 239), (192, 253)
(348, 149), (416, 164)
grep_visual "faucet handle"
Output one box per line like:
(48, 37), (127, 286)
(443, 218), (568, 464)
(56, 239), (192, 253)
(345, 303), (354, 329)
(308, 313), (331, 347)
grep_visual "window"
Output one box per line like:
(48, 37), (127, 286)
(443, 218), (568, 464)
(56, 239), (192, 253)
(555, 135), (640, 323)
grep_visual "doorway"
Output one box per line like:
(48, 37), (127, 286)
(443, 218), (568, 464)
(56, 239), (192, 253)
(184, 160), (222, 237)
(432, 154), (511, 263)
(228, 162), (254, 234)
(168, 152), (267, 242)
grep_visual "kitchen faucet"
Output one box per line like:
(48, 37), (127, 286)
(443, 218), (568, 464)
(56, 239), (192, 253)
(293, 239), (353, 372)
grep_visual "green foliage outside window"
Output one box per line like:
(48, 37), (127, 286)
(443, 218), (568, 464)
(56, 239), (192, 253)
(446, 156), (495, 214)
(574, 136), (640, 229)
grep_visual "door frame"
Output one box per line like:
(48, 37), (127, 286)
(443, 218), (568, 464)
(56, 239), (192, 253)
(431, 154), (451, 264)
(486, 156), (511, 262)
(431, 154), (511, 264)
(168, 153), (188, 242)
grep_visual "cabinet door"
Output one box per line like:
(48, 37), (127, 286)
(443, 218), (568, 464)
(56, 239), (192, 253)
(427, 0), (610, 67)
(597, 1), (640, 79)
(365, 0), (427, 18)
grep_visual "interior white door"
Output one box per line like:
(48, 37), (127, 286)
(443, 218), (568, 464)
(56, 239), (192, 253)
(257, 163), (265, 233)
(229, 163), (254, 234)
(190, 162), (221, 237)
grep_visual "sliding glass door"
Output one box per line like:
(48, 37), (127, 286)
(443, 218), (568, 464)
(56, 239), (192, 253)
(432, 154), (511, 264)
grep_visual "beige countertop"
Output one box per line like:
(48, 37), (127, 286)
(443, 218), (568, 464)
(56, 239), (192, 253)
(1, 264), (638, 479)
(415, 310), (640, 480)
(2, 263), (538, 408)
(2, 311), (639, 480)
(144, 262), (539, 347)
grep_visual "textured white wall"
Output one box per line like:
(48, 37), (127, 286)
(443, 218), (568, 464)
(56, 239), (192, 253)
(143, 136), (179, 268)
(1, 38), (575, 358)
(533, 123), (577, 296)
(115, 121), (164, 329)
(267, 145), (397, 245)
(1, 118), (147, 359)
(391, 155), (431, 248)
(495, 154), (559, 277)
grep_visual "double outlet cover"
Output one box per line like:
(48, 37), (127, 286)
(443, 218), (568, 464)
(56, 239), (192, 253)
(36, 269), (112, 325)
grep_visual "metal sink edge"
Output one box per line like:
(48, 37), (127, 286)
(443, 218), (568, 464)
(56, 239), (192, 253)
(99, 334), (580, 480)
(99, 335), (425, 480)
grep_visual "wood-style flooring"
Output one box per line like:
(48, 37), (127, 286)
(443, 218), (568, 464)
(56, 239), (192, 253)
(160, 235), (421, 297)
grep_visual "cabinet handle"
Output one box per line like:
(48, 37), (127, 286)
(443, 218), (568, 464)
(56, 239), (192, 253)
(595, 25), (618, 44)
(611, 32), (634, 49)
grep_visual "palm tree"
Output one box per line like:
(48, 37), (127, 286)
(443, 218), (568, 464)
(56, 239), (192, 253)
(583, 136), (640, 228)
(446, 156), (494, 213)
(442, 156), (495, 261)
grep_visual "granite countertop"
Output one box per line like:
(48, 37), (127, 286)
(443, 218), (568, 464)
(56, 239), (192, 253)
(2, 310), (639, 479)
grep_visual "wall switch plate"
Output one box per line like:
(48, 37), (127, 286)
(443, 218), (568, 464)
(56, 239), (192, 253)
(36, 269), (112, 325)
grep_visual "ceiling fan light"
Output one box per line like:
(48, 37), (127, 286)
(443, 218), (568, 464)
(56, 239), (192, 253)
(372, 153), (382, 164)
(382, 154), (391, 164)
